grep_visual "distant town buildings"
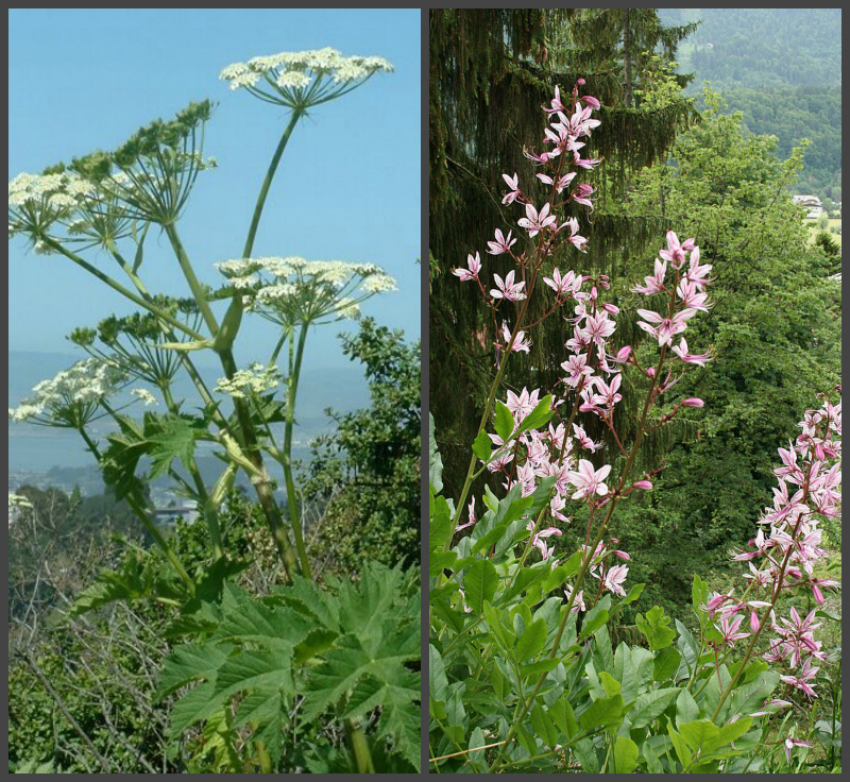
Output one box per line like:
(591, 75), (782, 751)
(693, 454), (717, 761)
(152, 499), (200, 527)
(792, 194), (827, 219)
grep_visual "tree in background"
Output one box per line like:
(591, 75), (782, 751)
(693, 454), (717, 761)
(305, 318), (421, 575)
(601, 90), (842, 614)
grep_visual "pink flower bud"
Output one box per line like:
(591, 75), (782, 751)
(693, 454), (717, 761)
(602, 303), (620, 316)
(647, 367), (656, 378)
(577, 78), (586, 86)
(750, 611), (760, 633)
(682, 398), (704, 408)
(584, 95), (601, 109)
(632, 480), (653, 491)
(616, 346), (632, 361)
(812, 583), (825, 605)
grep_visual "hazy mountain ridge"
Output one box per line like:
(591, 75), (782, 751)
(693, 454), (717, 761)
(659, 8), (841, 205)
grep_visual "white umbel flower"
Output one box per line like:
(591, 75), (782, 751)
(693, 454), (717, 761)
(215, 364), (283, 399)
(215, 255), (396, 326)
(9, 359), (125, 427)
(131, 388), (158, 406)
(219, 47), (393, 110)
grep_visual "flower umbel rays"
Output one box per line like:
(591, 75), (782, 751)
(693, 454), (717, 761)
(220, 48), (393, 110)
(218, 257), (397, 327)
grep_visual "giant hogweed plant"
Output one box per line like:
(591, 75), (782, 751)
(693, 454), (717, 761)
(429, 81), (842, 773)
(9, 48), (420, 772)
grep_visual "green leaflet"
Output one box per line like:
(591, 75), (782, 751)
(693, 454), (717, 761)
(163, 562), (421, 771)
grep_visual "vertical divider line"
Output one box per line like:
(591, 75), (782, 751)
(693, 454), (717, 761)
(420, 6), (430, 775)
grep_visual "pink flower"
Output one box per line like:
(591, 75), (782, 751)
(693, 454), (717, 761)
(543, 86), (567, 117)
(518, 202), (557, 237)
(561, 352), (594, 388)
(456, 496), (477, 532)
(632, 258), (668, 296)
(543, 267), (582, 297)
(537, 171), (577, 193)
(783, 737), (813, 763)
(719, 614), (750, 648)
(487, 228), (517, 256)
(524, 147), (561, 166)
(564, 585), (586, 613)
(671, 337), (713, 367)
(490, 270), (527, 302)
(505, 387), (540, 423)
(452, 252), (482, 282)
(604, 564), (629, 597)
(502, 173), (521, 205)
(502, 321), (531, 353)
(636, 307), (698, 347)
(659, 231), (694, 269)
(676, 278), (710, 311)
(559, 217), (588, 250)
(581, 311), (616, 344)
(567, 459), (612, 500)
(572, 424), (600, 452)
(779, 656), (820, 698)
(572, 183), (595, 211)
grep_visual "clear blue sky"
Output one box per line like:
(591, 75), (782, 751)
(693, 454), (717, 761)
(8, 8), (421, 371)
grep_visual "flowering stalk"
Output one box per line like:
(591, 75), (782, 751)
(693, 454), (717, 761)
(436, 80), (721, 773)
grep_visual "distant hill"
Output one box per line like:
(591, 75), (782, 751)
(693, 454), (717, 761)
(659, 8), (842, 206)
(659, 8), (841, 92)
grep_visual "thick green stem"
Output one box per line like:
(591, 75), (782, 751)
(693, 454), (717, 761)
(218, 347), (301, 581)
(242, 109), (304, 259)
(345, 719), (376, 774)
(162, 224), (302, 580)
(164, 223), (219, 335)
(282, 323), (312, 578)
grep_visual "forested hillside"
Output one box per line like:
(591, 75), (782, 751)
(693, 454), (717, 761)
(660, 8), (841, 206)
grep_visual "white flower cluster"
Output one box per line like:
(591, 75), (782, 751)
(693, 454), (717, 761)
(131, 388), (158, 406)
(215, 363), (283, 399)
(215, 256), (396, 325)
(8, 359), (125, 424)
(219, 48), (393, 109)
